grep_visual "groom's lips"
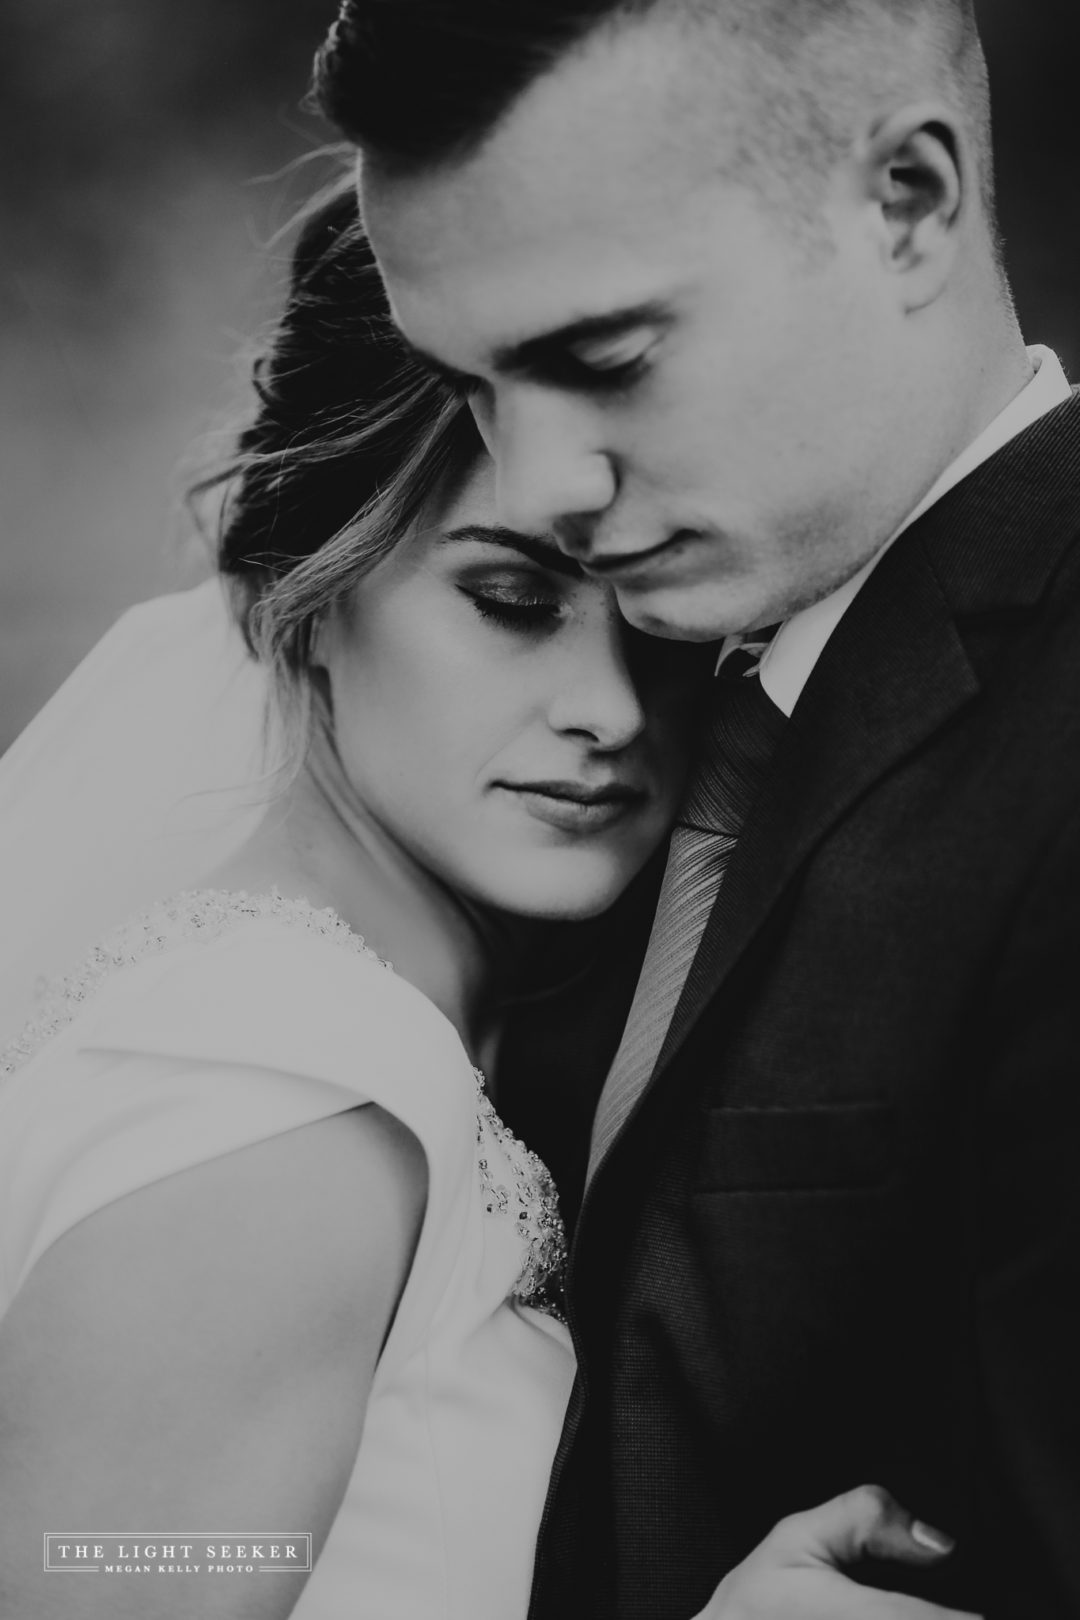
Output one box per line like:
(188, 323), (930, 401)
(495, 778), (646, 834)
(579, 529), (703, 580)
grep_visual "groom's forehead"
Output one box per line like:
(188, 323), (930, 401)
(365, 171), (694, 385)
(360, 26), (760, 338)
(357, 0), (985, 287)
(363, 26), (727, 224)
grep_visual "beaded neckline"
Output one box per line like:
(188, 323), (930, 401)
(0, 887), (567, 1317)
(473, 1071), (567, 1319)
(0, 888), (392, 1082)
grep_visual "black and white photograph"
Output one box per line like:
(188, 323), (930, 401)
(1, 2), (1078, 1616)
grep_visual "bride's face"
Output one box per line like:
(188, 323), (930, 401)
(322, 457), (709, 919)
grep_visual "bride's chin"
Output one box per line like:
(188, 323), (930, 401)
(466, 851), (642, 925)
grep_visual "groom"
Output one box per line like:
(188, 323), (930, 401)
(317, 2), (1080, 1614)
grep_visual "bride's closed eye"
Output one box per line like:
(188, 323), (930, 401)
(437, 518), (582, 632)
(458, 573), (564, 632)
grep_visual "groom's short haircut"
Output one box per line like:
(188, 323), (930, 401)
(315, 0), (994, 219)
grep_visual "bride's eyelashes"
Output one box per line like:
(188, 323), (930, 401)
(453, 560), (566, 628)
(458, 573), (564, 631)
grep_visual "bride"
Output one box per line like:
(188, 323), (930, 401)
(0, 184), (974, 1620)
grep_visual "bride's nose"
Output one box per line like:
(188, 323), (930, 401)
(546, 607), (647, 751)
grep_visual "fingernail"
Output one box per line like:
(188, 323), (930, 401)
(911, 1520), (956, 1555)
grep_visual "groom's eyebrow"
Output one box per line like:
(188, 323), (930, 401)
(439, 524), (583, 578)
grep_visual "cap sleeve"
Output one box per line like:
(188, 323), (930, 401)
(0, 921), (478, 1350)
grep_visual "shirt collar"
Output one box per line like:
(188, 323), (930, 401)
(755, 346), (1072, 718)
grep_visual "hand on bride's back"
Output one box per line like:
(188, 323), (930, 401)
(695, 1485), (982, 1620)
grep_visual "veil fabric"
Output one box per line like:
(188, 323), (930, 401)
(0, 579), (279, 1045)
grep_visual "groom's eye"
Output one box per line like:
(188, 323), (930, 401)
(571, 332), (654, 371)
(544, 333), (657, 393)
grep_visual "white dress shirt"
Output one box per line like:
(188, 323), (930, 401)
(756, 346), (1073, 718)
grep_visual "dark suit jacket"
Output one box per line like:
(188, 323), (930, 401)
(501, 393), (1080, 1620)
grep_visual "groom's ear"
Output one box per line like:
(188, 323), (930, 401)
(860, 102), (966, 310)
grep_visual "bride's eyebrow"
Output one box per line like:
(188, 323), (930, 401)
(438, 524), (583, 579)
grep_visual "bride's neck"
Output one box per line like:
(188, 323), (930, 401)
(214, 731), (528, 1057)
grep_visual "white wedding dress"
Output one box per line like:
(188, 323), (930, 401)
(0, 585), (576, 1620)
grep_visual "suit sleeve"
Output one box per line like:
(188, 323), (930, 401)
(977, 802), (1080, 1617)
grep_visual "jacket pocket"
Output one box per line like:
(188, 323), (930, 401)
(694, 1102), (896, 1193)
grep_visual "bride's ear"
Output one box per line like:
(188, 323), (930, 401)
(307, 611), (336, 720)
(309, 613), (328, 670)
(310, 601), (347, 671)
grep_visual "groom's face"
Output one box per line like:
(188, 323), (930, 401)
(364, 17), (913, 640)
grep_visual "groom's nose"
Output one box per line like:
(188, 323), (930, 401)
(487, 386), (616, 540)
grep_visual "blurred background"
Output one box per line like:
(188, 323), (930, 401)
(1, 0), (1078, 752)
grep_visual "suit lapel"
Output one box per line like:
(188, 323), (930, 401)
(650, 389), (1080, 1092)
(577, 391), (1080, 1186)
(655, 530), (978, 1082)
(577, 530), (979, 1200)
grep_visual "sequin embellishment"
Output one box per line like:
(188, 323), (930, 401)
(0, 888), (567, 1317)
(475, 1070), (567, 1320)
(0, 889), (392, 1081)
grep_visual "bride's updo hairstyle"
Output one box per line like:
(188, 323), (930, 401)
(202, 178), (480, 741)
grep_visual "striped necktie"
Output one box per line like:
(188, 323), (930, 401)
(587, 648), (786, 1182)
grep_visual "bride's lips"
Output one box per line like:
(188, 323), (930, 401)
(495, 778), (647, 834)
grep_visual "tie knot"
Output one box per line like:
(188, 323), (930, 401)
(678, 658), (786, 836)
